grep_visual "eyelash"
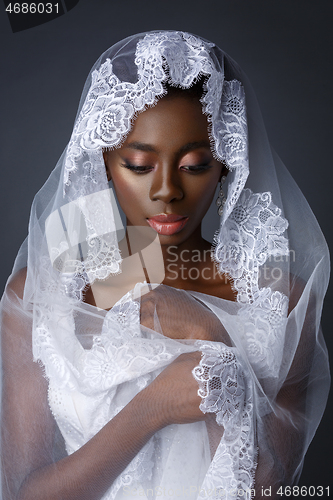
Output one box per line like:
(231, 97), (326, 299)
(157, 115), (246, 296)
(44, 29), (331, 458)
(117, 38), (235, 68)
(180, 164), (212, 173)
(121, 162), (212, 174)
(121, 162), (153, 174)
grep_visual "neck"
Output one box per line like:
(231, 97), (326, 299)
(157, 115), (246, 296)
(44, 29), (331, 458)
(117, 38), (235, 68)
(161, 228), (213, 287)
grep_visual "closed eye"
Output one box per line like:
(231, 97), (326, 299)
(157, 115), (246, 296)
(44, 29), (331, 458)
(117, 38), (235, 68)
(180, 164), (213, 174)
(121, 162), (154, 174)
(121, 162), (213, 174)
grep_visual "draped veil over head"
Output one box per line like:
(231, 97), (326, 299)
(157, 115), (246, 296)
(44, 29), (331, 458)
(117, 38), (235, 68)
(0, 31), (330, 500)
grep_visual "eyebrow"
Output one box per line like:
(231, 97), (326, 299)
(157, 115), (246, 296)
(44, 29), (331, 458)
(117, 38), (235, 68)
(123, 140), (212, 155)
(124, 142), (156, 152)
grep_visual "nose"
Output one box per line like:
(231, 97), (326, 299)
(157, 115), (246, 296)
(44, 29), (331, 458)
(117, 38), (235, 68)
(149, 164), (184, 204)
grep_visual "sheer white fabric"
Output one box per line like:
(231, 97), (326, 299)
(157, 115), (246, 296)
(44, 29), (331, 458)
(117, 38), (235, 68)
(0, 31), (330, 500)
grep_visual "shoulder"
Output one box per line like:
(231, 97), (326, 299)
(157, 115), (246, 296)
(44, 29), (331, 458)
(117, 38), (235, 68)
(6, 267), (27, 301)
(1, 268), (32, 349)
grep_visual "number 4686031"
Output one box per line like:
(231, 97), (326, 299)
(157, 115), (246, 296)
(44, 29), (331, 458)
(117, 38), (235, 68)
(5, 3), (59, 14)
(277, 486), (330, 497)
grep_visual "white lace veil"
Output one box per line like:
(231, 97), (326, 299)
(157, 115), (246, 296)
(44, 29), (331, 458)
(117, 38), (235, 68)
(0, 31), (330, 499)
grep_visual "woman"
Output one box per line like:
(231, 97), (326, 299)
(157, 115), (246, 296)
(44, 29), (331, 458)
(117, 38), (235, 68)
(0, 31), (330, 500)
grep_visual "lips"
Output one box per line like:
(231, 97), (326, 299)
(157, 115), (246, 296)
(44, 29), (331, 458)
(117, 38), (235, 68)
(147, 214), (189, 236)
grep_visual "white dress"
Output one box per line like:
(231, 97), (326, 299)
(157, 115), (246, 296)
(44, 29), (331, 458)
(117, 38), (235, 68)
(45, 283), (256, 500)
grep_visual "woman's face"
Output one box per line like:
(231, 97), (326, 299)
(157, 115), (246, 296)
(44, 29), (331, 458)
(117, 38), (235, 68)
(104, 95), (225, 247)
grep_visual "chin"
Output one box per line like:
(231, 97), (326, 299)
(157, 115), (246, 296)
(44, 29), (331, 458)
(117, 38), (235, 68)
(157, 230), (194, 247)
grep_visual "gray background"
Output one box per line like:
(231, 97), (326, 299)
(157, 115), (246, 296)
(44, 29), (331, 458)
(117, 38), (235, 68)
(1, 0), (332, 489)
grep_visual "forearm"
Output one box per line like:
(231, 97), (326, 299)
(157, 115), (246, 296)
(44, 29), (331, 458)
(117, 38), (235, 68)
(255, 404), (305, 498)
(16, 389), (160, 500)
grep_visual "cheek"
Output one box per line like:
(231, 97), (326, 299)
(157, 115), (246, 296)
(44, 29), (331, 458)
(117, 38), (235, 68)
(111, 172), (148, 217)
(189, 175), (219, 205)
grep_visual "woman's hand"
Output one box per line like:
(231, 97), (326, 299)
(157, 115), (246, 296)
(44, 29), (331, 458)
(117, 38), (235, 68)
(140, 285), (230, 344)
(137, 351), (206, 429)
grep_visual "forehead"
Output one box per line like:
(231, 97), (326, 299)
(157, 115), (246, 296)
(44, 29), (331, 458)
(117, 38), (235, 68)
(123, 96), (210, 151)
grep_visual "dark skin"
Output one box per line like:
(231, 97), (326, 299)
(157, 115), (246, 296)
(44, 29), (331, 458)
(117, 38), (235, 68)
(96, 95), (235, 310)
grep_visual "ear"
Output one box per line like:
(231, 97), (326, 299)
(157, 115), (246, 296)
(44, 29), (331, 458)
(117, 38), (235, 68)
(103, 150), (112, 182)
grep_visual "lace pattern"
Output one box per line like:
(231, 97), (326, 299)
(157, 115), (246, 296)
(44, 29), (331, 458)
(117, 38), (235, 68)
(45, 186), (122, 293)
(218, 80), (249, 223)
(238, 290), (288, 380)
(64, 32), (248, 182)
(58, 31), (250, 292)
(214, 188), (289, 379)
(193, 343), (256, 499)
(193, 344), (246, 426)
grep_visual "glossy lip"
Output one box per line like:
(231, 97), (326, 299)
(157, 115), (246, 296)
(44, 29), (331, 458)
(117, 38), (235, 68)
(147, 214), (189, 236)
